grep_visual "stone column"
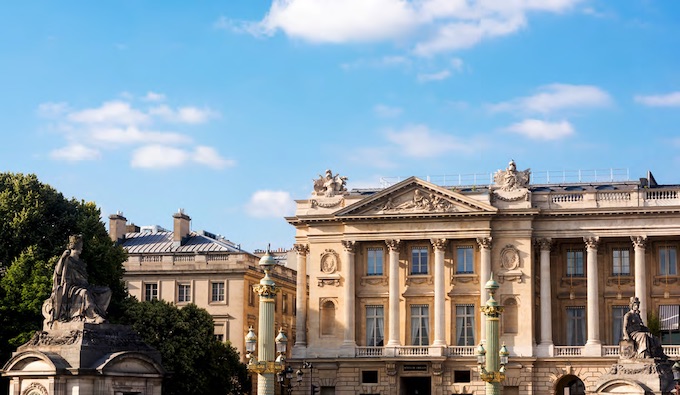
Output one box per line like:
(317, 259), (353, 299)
(537, 238), (554, 356)
(584, 237), (601, 351)
(386, 239), (402, 347)
(632, 236), (648, 324)
(292, 244), (308, 357)
(477, 237), (492, 343)
(341, 240), (357, 351)
(431, 238), (448, 347)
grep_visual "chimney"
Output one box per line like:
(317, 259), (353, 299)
(173, 208), (191, 247)
(126, 223), (140, 233)
(108, 211), (127, 244)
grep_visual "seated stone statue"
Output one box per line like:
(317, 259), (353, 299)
(622, 296), (665, 359)
(43, 234), (112, 327)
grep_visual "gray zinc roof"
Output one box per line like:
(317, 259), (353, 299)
(121, 231), (243, 254)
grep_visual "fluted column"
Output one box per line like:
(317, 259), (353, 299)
(386, 239), (402, 347)
(632, 236), (648, 324)
(584, 236), (601, 348)
(431, 238), (448, 346)
(292, 244), (308, 355)
(341, 240), (357, 349)
(477, 237), (492, 343)
(537, 238), (554, 355)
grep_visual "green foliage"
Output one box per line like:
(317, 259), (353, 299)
(647, 310), (661, 338)
(0, 172), (127, 367)
(120, 299), (250, 395)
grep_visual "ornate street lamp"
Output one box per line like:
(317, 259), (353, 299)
(245, 249), (285, 395)
(477, 274), (509, 395)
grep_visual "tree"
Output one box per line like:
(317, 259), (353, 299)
(119, 299), (250, 395)
(0, 173), (127, 370)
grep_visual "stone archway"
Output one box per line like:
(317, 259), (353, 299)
(555, 374), (586, 395)
(594, 378), (648, 394)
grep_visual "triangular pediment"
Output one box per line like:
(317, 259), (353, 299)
(336, 177), (497, 217)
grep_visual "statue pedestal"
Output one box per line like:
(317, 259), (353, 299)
(2, 322), (164, 395)
(595, 358), (675, 394)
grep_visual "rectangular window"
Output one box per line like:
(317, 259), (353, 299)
(456, 246), (474, 274)
(566, 306), (586, 346)
(248, 282), (255, 306)
(660, 305), (680, 345)
(211, 281), (225, 302)
(613, 248), (630, 275)
(567, 249), (584, 276)
(456, 304), (475, 346)
(612, 306), (627, 345)
(454, 370), (471, 383)
(293, 296), (297, 316)
(361, 371), (379, 384)
(411, 247), (428, 275)
(660, 246), (678, 275)
(367, 248), (384, 276)
(144, 283), (158, 301)
(177, 283), (191, 303)
(282, 293), (288, 314)
(410, 305), (429, 345)
(366, 306), (384, 347)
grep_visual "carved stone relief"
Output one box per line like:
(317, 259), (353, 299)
(500, 245), (520, 270)
(320, 249), (339, 274)
(22, 383), (48, 395)
(374, 189), (458, 214)
(492, 160), (531, 201)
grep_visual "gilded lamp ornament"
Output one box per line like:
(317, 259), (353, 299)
(477, 274), (509, 394)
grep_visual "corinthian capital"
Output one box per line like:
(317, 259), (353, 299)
(431, 238), (448, 251)
(341, 240), (356, 253)
(583, 236), (600, 250)
(536, 238), (553, 251)
(293, 243), (309, 256)
(476, 237), (492, 250)
(385, 239), (401, 251)
(631, 236), (647, 249)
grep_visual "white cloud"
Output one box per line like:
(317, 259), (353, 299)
(505, 119), (574, 140)
(374, 104), (403, 118)
(37, 102), (69, 118)
(149, 105), (217, 124)
(634, 92), (680, 107)
(340, 55), (411, 70)
(385, 124), (465, 158)
(40, 95), (230, 169)
(245, 190), (295, 218)
(90, 126), (192, 146)
(130, 144), (234, 169)
(68, 101), (150, 125)
(49, 144), (101, 162)
(236, 0), (583, 56)
(142, 91), (166, 102)
(193, 146), (236, 169)
(417, 69), (451, 82)
(450, 57), (464, 72)
(492, 84), (612, 114)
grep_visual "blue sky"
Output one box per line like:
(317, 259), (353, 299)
(1, 1), (680, 251)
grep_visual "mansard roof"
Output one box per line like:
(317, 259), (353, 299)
(121, 230), (244, 254)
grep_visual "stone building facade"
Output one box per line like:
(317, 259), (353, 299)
(286, 165), (680, 395)
(109, 210), (297, 359)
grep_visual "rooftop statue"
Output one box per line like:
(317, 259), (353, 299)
(622, 296), (666, 359)
(42, 234), (112, 327)
(313, 169), (348, 198)
(494, 159), (531, 192)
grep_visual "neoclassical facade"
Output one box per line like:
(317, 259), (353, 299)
(286, 164), (680, 395)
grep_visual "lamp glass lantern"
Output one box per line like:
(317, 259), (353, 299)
(245, 327), (257, 355)
(672, 360), (680, 382)
(499, 343), (509, 366)
(476, 343), (486, 365)
(275, 328), (288, 355)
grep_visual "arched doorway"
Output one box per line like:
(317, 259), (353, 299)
(555, 375), (585, 395)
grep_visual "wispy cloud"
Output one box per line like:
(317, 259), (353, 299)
(417, 69), (451, 82)
(224, 0), (584, 57)
(340, 55), (411, 71)
(384, 124), (466, 158)
(505, 119), (574, 140)
(491, 84), (612, 114)
(374, 104), (403, 118)
(245, 190), (295, 218)
(38, 94), (231, 169)
(634, 91), (680, 107)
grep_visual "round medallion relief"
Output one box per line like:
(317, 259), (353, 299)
(500, 245), (520, 270)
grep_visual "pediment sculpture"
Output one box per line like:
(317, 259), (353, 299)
(377, 189), (456, 214)
(313, 169), (348, 198)
(492, 160), (531, 201)
(42, 234), (112, 328)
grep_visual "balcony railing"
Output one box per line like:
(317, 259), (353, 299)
(353, 344), (680, 358)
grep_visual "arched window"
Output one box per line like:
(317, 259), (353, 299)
(321, 300), (336, 335)
(504, 298), (518, 334)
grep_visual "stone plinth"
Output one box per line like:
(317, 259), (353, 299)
(2, 322), (164, 395)
(595, 359), (675, 394)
